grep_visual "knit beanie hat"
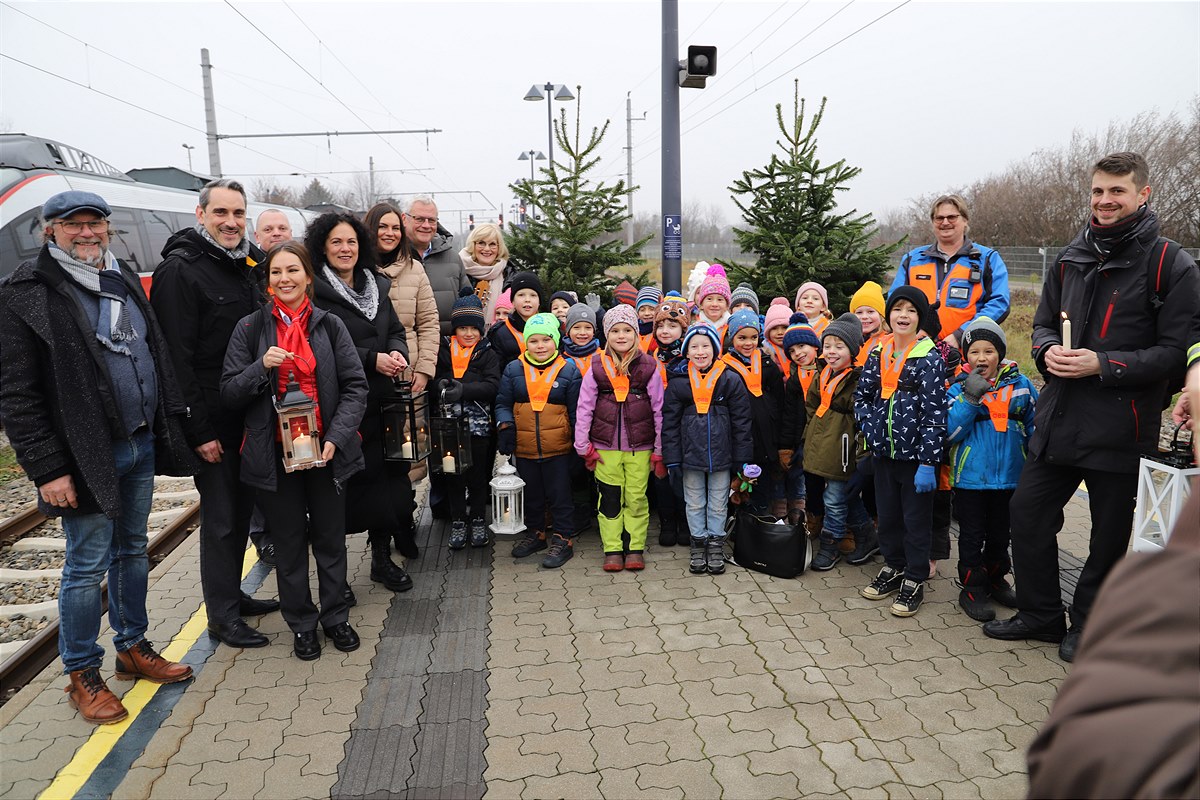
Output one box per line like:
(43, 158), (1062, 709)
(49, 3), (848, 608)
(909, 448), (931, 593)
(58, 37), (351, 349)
(550, 290), (577, 307)
(960, 316), (1007, 360)
(613, 280), (638, 307)
(494, 288), (513, 314)
(602, 303), (639, 338)
(849, 281), (886, 317)
(450, 287), (486, 334)
(794, 281), (829, 311)
(508, 271), (545, 303)
(636, 286), (662, 310)
(763, 297), (792, 333)
(686, 261), (710, 301)
(696, 263), (732, 304)
(654, 291), (690, 329)
(885, 285), (932, 327)
(726, 308), (761, 342)
(522, 312), (561, 347)
(822, 312), (865, 362)
(682, 323), (722, 358)
(730, 283), (759, 313)
(782, 312), (820, 351)
(564, 302), (597, 335)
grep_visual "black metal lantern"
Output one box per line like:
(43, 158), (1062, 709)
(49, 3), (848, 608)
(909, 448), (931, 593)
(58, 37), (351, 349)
(430, 390), (473, 475)
(381, 373), (430, 463)
(274, 373), (326, 473)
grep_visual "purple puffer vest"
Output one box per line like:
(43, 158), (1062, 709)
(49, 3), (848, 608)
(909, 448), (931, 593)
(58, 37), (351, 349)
(590, 351), (657, 450)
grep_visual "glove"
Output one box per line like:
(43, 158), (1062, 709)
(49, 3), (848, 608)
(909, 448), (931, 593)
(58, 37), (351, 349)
(778, 449), (794, 471)
(650, 454), (668, 479)
(440, 378), (464, 404)
(585, 292), (602, 311)
(582, 443), (603, 471)
(914, 464), (937, 494)
(497, 425), (516, 456)
(961, 371), (991, 405)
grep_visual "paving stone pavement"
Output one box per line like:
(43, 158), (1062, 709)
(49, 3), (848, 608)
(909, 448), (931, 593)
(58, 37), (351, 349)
(0, 488), (1107, 799)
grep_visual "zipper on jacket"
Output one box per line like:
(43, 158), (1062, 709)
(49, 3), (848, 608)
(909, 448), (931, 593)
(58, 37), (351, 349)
(1099, 290), (1118, 339)
(1130, 400), (1139, 441)
(534, 409), (543, 459)
(955, 445), (971, 483)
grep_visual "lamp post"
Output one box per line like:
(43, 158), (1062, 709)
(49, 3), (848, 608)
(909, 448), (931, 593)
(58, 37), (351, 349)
(523, 82), (574, 165)
(517, 150), (546, 222)
(181, 143), (195, 172)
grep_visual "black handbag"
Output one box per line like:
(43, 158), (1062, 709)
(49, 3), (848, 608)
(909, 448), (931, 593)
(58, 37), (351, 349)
(731, 510), (811, 579)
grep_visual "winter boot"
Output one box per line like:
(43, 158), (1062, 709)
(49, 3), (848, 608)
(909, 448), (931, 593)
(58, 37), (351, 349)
(787, 499), (806, 529)
(846, 519), (880, 565)
(986, 562), (1018, 608)
(837, 532), (856, 555)
(676, 510), (692, 546)
(706, 535), (728, 575)
(371, 542), (414, 592)
(658, 514), (675, 547)
(770, 497), (789, 521)
(810, 529), (841, 571)
(689, 537), (708, 574)
(957, 565), (995, 622)
(805, 511), (823, 541)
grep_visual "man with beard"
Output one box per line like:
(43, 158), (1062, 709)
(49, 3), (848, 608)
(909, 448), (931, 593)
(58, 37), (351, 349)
(151, 179), (280, 649)
(0, 191), (197, 723)
(983, 152), (1200, 661)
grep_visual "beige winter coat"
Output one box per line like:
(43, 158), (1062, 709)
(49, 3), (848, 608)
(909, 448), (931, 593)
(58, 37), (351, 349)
(380, 259), (440, 380)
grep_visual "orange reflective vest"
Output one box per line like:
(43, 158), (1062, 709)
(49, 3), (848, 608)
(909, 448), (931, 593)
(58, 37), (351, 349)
(856, 332), (886, 367)
(907, 258), (984, 338)
(721, 350), (763, 397)
(689, 361), (726, 414)
(506, 318), (528, 356)
(450, 340), (475, 379)
(982, 384), (1014, 433)
(524, 357), (566, 412)
(638, 332), (657, 353)
(815, 366), (853, 418)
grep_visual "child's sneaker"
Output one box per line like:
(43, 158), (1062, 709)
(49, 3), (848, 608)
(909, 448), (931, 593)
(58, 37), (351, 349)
(810, 530), (841, 571)
(469, 518), (490, 548)
(541, 534), (574, 569)
(861, 566), (903, 599)
(448, 522), (468, 551)
(689, 537), (707, 574)
(890, 579), (924, 617)
(511, 530), (547, 558)
(706, 536), (727, 575)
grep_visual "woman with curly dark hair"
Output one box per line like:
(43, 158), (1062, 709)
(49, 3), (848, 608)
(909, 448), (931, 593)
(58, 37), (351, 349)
(304, 212), (416, 601)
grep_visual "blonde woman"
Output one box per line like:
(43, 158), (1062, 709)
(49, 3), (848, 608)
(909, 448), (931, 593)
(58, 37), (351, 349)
(459, 223), (509, 324)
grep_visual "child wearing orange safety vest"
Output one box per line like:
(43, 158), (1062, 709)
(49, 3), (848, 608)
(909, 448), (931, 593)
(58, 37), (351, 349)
(851, 281), (889, 368)
(693, 264), (732, 344)
(779, 313), (822, 530)
(635, 286), (662, 352)
(762, 298), (794, 377)
(722, 309), (785, 518)
(561, 301), (602, 537)
(495, 313), (582, 569)
(794, 281), (833, 338)
(487, 271), (544, 364)
(651, 292), (691, 546)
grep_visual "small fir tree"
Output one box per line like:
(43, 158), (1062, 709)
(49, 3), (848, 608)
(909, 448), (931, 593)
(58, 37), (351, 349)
(507, 91), (651, 298)
(726, 84), (898, 312)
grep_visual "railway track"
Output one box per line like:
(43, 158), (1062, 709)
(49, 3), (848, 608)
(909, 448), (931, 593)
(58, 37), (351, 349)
(0, 499), (201, 704)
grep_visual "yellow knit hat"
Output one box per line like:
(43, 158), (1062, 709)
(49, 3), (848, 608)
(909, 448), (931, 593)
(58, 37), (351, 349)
(849, 281), (886, 316)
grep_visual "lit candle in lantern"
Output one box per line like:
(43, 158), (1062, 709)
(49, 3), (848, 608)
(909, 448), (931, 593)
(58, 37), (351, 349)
(1060, 312), (1072, 351)
(292, 432), (316, 461)
(442, 452), (457, 473)
(400, 436), (415, 459)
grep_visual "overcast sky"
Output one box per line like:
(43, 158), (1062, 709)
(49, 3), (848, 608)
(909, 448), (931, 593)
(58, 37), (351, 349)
(2, 0), (1197, 234)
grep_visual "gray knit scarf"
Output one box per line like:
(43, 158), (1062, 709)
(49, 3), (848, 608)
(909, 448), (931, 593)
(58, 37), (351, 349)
(196, 224), (252, 261)
(49, 243), (136, 355)
(321, 264), (378, 321)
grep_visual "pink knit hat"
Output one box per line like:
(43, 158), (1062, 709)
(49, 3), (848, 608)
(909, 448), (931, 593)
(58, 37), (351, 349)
(695, 263), (731, 304)
(763, 297), (792, 332)
(602, 303), (639, 338)
(492, 288), (513, 321)
(794, 281), (828, 310)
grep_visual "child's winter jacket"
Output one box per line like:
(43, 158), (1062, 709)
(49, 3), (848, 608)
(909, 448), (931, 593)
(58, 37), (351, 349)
(854, 336), (947, 465)
(946, 360), (1037, 490)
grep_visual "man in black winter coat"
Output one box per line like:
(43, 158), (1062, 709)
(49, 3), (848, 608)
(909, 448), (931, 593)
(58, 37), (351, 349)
(984, 152), (1200, 661)
(150, 178), (280, 650)
(402, 195), (470, 341)
(0, 191), (198, 724)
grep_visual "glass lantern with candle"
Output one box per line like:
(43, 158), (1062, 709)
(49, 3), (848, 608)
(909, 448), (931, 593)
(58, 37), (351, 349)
(274, 373), (326, 473)
(430, 407), (473, 476)
(381, 373), (431, 463)
(489, 457), (526, 536)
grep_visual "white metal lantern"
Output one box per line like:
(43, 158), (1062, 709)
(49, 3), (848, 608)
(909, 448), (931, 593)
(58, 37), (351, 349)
(274, 374), (326, 473)
(1131, 456), (1198, 553)
(489, 457), (526, 536)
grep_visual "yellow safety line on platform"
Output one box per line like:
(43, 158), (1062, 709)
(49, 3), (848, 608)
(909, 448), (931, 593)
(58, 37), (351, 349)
(38, 549), (260, 800)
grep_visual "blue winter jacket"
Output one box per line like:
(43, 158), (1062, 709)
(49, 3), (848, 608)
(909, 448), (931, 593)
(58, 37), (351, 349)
(854, 336), (947, 465)
(661, 365), (753, 473)
(945, 361), (1037, 490)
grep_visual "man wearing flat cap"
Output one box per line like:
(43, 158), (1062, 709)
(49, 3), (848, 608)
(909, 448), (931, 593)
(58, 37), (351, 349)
(0, 190), (198, 724)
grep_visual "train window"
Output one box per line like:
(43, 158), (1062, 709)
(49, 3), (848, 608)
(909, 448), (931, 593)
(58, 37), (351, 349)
(0, 208), (43, 278)
(106, 208), (149, 271)
(140, 209), (176, 267)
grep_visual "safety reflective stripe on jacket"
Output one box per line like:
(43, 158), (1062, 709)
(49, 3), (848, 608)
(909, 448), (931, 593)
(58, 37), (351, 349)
(524, 357), (566, 412)
(721, 350), (763, 397)
(450, 340), (475, 379)
(908, 260), (983, 337)
(505, 317), (527, 355)
(638, 332), (657, 353)
(982, 385), (1014, 432)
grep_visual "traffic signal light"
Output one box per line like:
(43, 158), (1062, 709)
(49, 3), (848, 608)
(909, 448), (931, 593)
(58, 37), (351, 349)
(679, 45), (717, 89)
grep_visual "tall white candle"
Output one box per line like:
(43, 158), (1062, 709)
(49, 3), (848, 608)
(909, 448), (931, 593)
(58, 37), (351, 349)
(399, 437), (415, 459)
(1061, 312), (1072, 351)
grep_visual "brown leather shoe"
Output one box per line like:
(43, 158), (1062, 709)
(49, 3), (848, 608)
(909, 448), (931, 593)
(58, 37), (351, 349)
(115, 640), (193, 684)
(66, 667), (128, 724)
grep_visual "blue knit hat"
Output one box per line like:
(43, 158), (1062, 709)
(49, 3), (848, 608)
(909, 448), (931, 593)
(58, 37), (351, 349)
(726, 308), (761, 342)
(450, 287), (486, 333)
(636, 286), (662, 310)
(782, 312), (820, 351)
(682, 323), (722, 358)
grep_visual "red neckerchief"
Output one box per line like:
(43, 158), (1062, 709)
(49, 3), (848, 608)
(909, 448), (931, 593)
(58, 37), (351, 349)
(272, 296), (322, 435)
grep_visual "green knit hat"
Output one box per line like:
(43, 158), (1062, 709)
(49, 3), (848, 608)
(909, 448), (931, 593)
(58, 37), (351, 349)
(522, 312), (561, 347)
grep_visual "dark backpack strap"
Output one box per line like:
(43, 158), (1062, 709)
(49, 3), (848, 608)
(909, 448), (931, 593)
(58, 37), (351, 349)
(1147, 238), (1186, 312)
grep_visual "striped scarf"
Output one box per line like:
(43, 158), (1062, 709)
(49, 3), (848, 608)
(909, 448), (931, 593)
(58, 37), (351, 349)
(49, 243), (136, 355)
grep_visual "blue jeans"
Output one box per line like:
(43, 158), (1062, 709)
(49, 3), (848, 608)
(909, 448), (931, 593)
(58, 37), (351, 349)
(682, 469), (730, 539)
(59, 428), (155, 672)
(822, 477), (870, 539)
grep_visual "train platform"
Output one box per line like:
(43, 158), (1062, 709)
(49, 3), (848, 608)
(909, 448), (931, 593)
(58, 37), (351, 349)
(0, 488), (1100, 800)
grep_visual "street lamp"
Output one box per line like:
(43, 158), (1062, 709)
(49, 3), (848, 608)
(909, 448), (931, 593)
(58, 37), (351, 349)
(517, 150), (546, 221)
(181, 143), (195, 172)
(523, 82), (574, 164)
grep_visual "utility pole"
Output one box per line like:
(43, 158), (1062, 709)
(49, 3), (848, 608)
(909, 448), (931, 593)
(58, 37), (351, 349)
(200, 48), (222, 177)
(624, 93), (646, 247)
(661, 1), (682, 293)
(369, 156), (376, 206)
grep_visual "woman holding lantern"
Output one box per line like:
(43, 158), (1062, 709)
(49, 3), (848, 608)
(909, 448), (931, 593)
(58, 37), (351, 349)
(221, 241), (369, 661)
(306, 213), (416, 600)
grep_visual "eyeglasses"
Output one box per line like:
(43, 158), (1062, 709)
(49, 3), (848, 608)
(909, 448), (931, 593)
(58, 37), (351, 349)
(54, 220), (109, 233)
(407, 215), (438, 226)
(933, 214), (962, 224)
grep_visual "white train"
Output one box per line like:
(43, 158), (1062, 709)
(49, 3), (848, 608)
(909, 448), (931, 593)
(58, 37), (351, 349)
(0, 134), (315, 286)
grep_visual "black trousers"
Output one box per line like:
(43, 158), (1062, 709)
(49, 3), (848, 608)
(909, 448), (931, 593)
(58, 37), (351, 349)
(873, 457), (934, 582)
(446, 435), (495, 523)
(652, 472), (687, 528)
(931, 488), (952, 561)
(517, 454), (574, 538)
(1008, 456), (1137, 629)
(194, 450), (256, 624)
(805, 472), (826, 515)
(953, 488), (1013, 577)
(257, 464), (349, 633)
